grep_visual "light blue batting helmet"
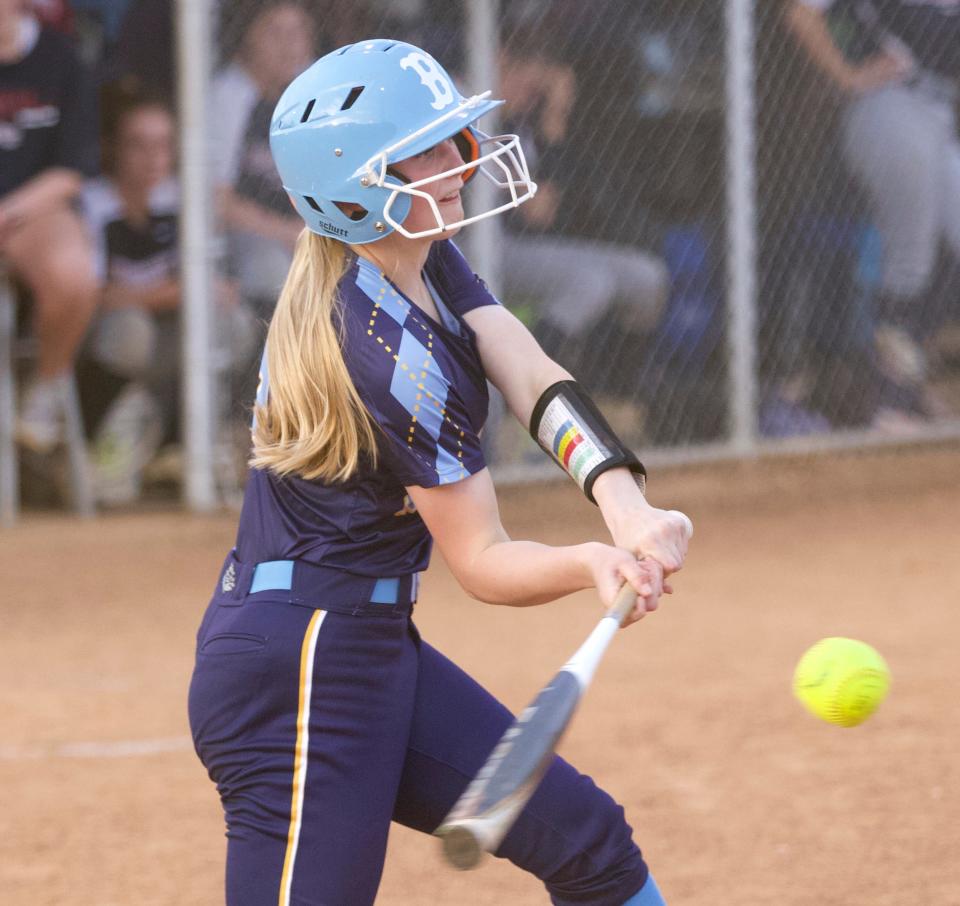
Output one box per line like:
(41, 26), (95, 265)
(270, 38), (535, 244)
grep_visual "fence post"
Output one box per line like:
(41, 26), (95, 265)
(464, 0), (502, 296)
(176, 0), (217, 510)
(724, 0), (759, 453)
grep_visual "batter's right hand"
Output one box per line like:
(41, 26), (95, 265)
(587, 544), (666, 627)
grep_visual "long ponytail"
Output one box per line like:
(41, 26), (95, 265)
(250, 230), (378, 481)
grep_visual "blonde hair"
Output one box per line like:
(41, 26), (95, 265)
(251, 230), (378, 481)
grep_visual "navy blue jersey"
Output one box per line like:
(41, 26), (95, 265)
(0, 24), (99, 197)
(235, 239), (498, 576)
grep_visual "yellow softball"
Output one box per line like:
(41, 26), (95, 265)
(792, 638), (891, 727)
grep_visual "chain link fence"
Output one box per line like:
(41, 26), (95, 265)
(485, 0), (732, 468)
(756, 0), (960, 442)
(180, 0), (960, 504)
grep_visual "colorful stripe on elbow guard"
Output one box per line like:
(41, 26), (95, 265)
(529, 380), (646, 504)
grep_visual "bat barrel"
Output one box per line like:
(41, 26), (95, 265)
(437, 823), (486, 870)
(435, 544), (670, 871)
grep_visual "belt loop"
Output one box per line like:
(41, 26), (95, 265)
(370, 577), (400, 605)
(251, 560), (294, 595)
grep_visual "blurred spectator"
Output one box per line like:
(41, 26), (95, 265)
(71, 0), (130, 42)
(67, 0), (134, 72)
(218, 0), (374, 61)
(496, 36), (669, 393)
(785, 0), (960, 419)
(373, 0), (453, 63)
(109, 0), (173, 100)
(77, 96), (256, 504)
(1, 0), (99, 452)
(753, 5), (870, 435)
(30, 0), (135, 72)
(111, 0), (372, 106)
(210, 1), (314, 322)
(28, 0), (73, 34)
(494, 4), (732, 445)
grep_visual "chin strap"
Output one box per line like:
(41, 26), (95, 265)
(529, 380), (646, 505)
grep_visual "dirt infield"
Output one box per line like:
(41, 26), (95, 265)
(2, 444), (959, 905)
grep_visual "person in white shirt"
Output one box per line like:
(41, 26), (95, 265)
(80, 97), (255, 502)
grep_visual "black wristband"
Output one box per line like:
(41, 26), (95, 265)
(529, 380), (646, 504)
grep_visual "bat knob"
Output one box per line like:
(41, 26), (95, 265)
(438, 824), (485, 870)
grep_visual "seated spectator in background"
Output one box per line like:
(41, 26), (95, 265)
(497, 38), (669, 389)
(60, 0), (136, 74)
(286, 0), (374, 54)
(78, 96), (255, 504)
(210, 1), (314, 321)
(785, 0), (960, 421)
(108, 0), (173, 101)
(0, 0), (99, 453)
(27, 0), (73, 35)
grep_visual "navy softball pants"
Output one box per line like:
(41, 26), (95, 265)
(188, 562), (650, 906)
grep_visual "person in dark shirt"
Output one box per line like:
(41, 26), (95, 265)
(108, 0), (173, 100)
(0, 0), (99, 452)
(188, 39), (691, 906)
(28, 0), (74, 35)
(209, 1), (314, 320)
(496, 37), (669, 392)
(786, 0), (960, 421)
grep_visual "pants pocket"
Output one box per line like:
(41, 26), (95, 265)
(200, 632), (267, 656)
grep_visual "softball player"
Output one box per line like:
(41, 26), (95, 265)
(188, 39), (690, 906)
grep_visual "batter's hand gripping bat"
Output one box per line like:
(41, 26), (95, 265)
(435, 511), (694, 869)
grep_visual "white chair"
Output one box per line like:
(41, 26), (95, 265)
(0, 264), (95, 525)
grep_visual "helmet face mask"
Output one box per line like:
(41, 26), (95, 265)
(270, 39), (537, 244)
(374, 120), (536, 240)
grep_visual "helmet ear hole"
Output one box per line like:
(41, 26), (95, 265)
(334, 201), (369, 222)
(454, 128), (480, 183)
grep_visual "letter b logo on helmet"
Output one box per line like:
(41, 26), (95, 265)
(399, 51), (455, 110)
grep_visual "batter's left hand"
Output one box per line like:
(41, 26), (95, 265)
(591, 470), (692, 578)
(612, 504), (690, 582)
